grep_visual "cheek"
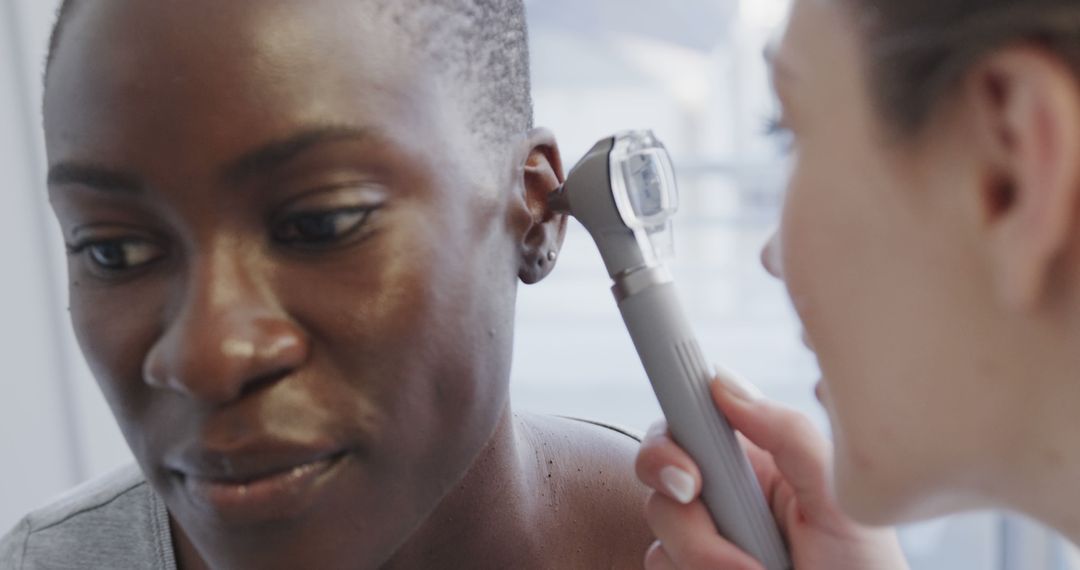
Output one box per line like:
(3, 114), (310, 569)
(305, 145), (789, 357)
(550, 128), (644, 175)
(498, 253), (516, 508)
(778, 152), (903, 478)
(68, 277), (164, 447)
(777, 153), (854, 329)
(779, 137), (908, 369)
(310, 205), (510, 427)
(780, 147), (959, 522)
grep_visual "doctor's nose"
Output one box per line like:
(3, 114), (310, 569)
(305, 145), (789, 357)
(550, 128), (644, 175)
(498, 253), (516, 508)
(760, 232), (784, 280)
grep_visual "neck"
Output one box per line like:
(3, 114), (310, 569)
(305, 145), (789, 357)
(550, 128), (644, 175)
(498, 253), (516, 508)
(1006, 426), (1080, 545)
(991, 340), (1080, 547)
(1003, 443), (1080, 547)
(382, 406), (547, 569)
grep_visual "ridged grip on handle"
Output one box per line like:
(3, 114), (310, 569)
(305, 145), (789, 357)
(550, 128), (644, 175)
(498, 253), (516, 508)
(617, 281), (791, 570)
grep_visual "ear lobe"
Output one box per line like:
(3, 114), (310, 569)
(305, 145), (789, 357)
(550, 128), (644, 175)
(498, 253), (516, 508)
(970, 48), (1080, 311)
(517, 128), (569, 285)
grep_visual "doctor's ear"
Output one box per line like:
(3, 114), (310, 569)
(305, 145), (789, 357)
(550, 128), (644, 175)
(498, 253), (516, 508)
(517, 128), (568, 285)
(964, 47), (1080, 311)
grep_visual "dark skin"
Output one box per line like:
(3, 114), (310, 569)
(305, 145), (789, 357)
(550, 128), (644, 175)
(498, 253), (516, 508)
(43, 1), (651, 568)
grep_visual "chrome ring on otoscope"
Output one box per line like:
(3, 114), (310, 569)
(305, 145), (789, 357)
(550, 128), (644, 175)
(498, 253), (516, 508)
(611, 266), (674, 303)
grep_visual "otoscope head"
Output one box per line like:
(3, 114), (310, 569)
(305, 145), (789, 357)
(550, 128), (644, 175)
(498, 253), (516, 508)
(610, 130), (679, 231)
(552, 130), (680, 276)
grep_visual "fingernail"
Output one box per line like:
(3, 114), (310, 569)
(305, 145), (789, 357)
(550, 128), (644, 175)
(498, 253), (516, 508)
(660, 466), (696, 504)
(713, 365), (765, 401)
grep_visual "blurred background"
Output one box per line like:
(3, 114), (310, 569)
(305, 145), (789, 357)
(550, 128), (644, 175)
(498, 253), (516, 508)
(0, 0), (1075, 567)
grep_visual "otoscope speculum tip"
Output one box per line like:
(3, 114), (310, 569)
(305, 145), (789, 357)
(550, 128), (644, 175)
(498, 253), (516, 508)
(547, 185), (572, 214)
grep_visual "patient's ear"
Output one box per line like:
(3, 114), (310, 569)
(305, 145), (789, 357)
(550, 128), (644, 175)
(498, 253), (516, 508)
(515, 128), (568, 285)
(964, 47), (1080, 311)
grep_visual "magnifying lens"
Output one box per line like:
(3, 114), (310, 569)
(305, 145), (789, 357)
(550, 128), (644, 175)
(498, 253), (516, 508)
(549, 130), (791, 570)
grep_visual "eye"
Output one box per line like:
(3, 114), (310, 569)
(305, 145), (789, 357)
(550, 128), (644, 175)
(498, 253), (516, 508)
(763, 114), (795, 154)
(272, 207), (374, 246)
(67, 239), (165, 274)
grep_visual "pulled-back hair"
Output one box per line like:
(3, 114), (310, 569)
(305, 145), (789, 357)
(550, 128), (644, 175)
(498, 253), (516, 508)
(848, 0), (1080, 136)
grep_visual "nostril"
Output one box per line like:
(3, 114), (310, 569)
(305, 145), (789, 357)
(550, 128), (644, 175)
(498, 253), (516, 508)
(142, 308), (309, 403)
(142, 342), (173, 391)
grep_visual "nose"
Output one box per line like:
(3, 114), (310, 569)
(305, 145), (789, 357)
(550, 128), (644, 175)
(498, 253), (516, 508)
(760, 231), (784, 280)
(143, 249), (309, 405)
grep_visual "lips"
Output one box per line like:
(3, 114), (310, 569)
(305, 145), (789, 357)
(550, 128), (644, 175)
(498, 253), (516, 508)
(166, 442), (350, 524)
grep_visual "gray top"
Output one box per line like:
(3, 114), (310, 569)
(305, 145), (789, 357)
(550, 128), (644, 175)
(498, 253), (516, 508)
(0, 465), (176, 570)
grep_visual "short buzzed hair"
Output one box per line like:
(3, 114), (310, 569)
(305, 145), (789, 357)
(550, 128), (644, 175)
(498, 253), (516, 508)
(45, 0), (534, 148)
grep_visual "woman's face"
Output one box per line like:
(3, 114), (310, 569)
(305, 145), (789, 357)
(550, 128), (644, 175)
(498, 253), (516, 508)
(766, 0), (1015, 524)
(44, 1), (531, 567)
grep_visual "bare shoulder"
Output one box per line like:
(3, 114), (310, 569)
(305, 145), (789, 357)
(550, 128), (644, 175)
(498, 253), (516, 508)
(518, 413), (652, 569)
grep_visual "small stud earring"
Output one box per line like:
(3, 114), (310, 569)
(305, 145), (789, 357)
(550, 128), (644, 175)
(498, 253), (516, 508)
(547, 251), (557, 262)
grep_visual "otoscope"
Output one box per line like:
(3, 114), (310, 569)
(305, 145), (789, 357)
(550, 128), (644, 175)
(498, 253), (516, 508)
(548, 130), (791, 570)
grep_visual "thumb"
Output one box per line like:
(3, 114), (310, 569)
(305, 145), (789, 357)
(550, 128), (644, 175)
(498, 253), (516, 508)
(711, 374), (836, 521)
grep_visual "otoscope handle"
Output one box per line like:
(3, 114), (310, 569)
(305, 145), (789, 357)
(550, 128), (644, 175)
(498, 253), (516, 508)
(615, 269), (791, 570)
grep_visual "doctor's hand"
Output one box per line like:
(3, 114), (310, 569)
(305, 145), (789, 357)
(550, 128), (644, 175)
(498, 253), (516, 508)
(635, 377), (910, 570)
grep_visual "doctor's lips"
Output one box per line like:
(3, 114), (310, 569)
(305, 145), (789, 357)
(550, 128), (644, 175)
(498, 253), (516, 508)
(166, 441), (351, 521)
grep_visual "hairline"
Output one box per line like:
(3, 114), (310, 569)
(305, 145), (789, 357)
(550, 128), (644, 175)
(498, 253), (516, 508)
(43, 0), (534, 150)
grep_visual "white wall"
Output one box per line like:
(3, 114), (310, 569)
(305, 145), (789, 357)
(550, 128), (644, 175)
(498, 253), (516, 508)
(0, 0), (133, 534)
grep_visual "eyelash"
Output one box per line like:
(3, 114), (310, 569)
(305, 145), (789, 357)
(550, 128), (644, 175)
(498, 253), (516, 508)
(66, 206), (379, 279)
(763, 114), (795, 153)
(66, 238), (165, 277)
(271, 206), (377, 248)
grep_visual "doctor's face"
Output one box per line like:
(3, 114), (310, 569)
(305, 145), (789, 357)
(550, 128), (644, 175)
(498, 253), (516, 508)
(764, 0), (1009, 525)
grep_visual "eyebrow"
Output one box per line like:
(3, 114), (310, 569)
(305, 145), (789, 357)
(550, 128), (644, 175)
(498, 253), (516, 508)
(47, 125), (381, 194)
(221, 125), (380, 185)
(47, 162), (144, 194)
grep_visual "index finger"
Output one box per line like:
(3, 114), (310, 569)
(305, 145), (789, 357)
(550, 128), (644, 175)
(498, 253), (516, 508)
(711, 378), (835, 519)
(636, 420), (703, 505)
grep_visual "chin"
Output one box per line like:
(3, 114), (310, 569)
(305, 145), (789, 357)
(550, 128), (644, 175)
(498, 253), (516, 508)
(834, 473), (900, 526)
(832, 445), (919, 526)
(835, 458), (982, 527)
(837, 489), (910, 527)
